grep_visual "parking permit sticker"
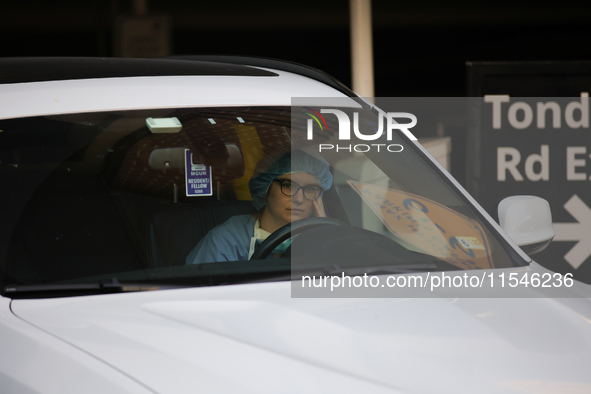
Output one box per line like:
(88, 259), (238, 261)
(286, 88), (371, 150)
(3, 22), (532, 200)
(455, 237), (485, 250)
(348, 181), (494, 270)
(185, 149), (212, 196)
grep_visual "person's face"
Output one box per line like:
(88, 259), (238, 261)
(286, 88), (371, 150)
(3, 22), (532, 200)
(265, 172), (319, 226)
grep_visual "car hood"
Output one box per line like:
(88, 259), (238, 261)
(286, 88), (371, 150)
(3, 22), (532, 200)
(11, 263), (591, 394)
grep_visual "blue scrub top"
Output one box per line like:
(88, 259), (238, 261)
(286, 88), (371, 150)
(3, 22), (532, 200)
(186, 214), (255, 265)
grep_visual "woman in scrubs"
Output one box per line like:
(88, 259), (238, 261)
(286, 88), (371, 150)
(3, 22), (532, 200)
(186, 150), (333, 264)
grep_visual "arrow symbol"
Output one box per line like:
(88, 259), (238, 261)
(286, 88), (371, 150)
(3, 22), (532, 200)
(553, 194), (591, 269)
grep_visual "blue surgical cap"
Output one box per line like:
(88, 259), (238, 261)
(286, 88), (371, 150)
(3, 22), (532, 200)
(248, 150), (333, 211)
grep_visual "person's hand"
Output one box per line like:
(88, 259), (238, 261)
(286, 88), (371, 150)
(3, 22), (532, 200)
(312, 197), (326, 217)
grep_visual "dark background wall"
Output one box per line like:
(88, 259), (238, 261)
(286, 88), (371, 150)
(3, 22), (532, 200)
(3, 1), (591, 97)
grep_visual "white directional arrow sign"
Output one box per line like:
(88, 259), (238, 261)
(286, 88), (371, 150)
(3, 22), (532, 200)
(553, 194), (591, 269)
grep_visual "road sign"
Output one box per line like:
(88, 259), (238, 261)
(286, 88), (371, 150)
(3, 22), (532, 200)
(467, 61), (591, 283)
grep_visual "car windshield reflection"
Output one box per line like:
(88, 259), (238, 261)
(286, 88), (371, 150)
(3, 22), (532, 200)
(0, 106), (526, 293)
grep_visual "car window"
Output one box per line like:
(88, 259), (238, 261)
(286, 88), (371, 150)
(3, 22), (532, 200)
(0, 106), (526, 292)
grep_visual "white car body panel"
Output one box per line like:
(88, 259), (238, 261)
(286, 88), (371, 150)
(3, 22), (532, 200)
(0, 71), (348, 120)
(0, 297), (152, 393)
(8, 262), (591, 394)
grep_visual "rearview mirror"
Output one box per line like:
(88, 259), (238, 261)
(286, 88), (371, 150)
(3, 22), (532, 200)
(498, 196), (555, 255)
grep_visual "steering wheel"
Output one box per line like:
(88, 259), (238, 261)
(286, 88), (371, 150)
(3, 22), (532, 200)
(249, 217), (344, 260)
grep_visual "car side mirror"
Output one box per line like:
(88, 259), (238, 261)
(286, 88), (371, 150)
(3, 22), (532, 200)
(498, 196), (555, 256)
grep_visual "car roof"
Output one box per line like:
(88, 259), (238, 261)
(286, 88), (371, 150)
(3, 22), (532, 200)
(167, 55), (356, 99)
(0, 57), (359, 120)
(0, 56), (356, 97)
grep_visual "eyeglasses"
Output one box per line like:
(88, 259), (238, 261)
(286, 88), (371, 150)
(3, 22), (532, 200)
(272, 179), (323, 201)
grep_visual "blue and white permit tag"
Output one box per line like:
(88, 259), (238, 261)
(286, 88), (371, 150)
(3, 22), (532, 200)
(185, 149), (212, 196)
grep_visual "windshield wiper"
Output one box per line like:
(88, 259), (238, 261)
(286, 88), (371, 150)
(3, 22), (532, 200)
(319, 262), (440, 276)
(4, 278), (178, 299)
(243, 262), (442, 284)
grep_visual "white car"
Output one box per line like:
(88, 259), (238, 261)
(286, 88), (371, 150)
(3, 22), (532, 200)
(0, 56), (590, 394)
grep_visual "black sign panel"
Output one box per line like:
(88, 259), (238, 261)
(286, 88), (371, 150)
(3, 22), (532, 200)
(467, 61), (591, 284)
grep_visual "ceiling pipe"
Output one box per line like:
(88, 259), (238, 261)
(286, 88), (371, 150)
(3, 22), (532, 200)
(350, 0), (374, 97)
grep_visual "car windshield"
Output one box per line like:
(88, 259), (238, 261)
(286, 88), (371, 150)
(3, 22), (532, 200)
(0, 106), (526, 294)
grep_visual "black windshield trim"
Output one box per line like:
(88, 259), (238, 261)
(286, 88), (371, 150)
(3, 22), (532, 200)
(0, 57), (278, 85)
(4, 278), (181, 299)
